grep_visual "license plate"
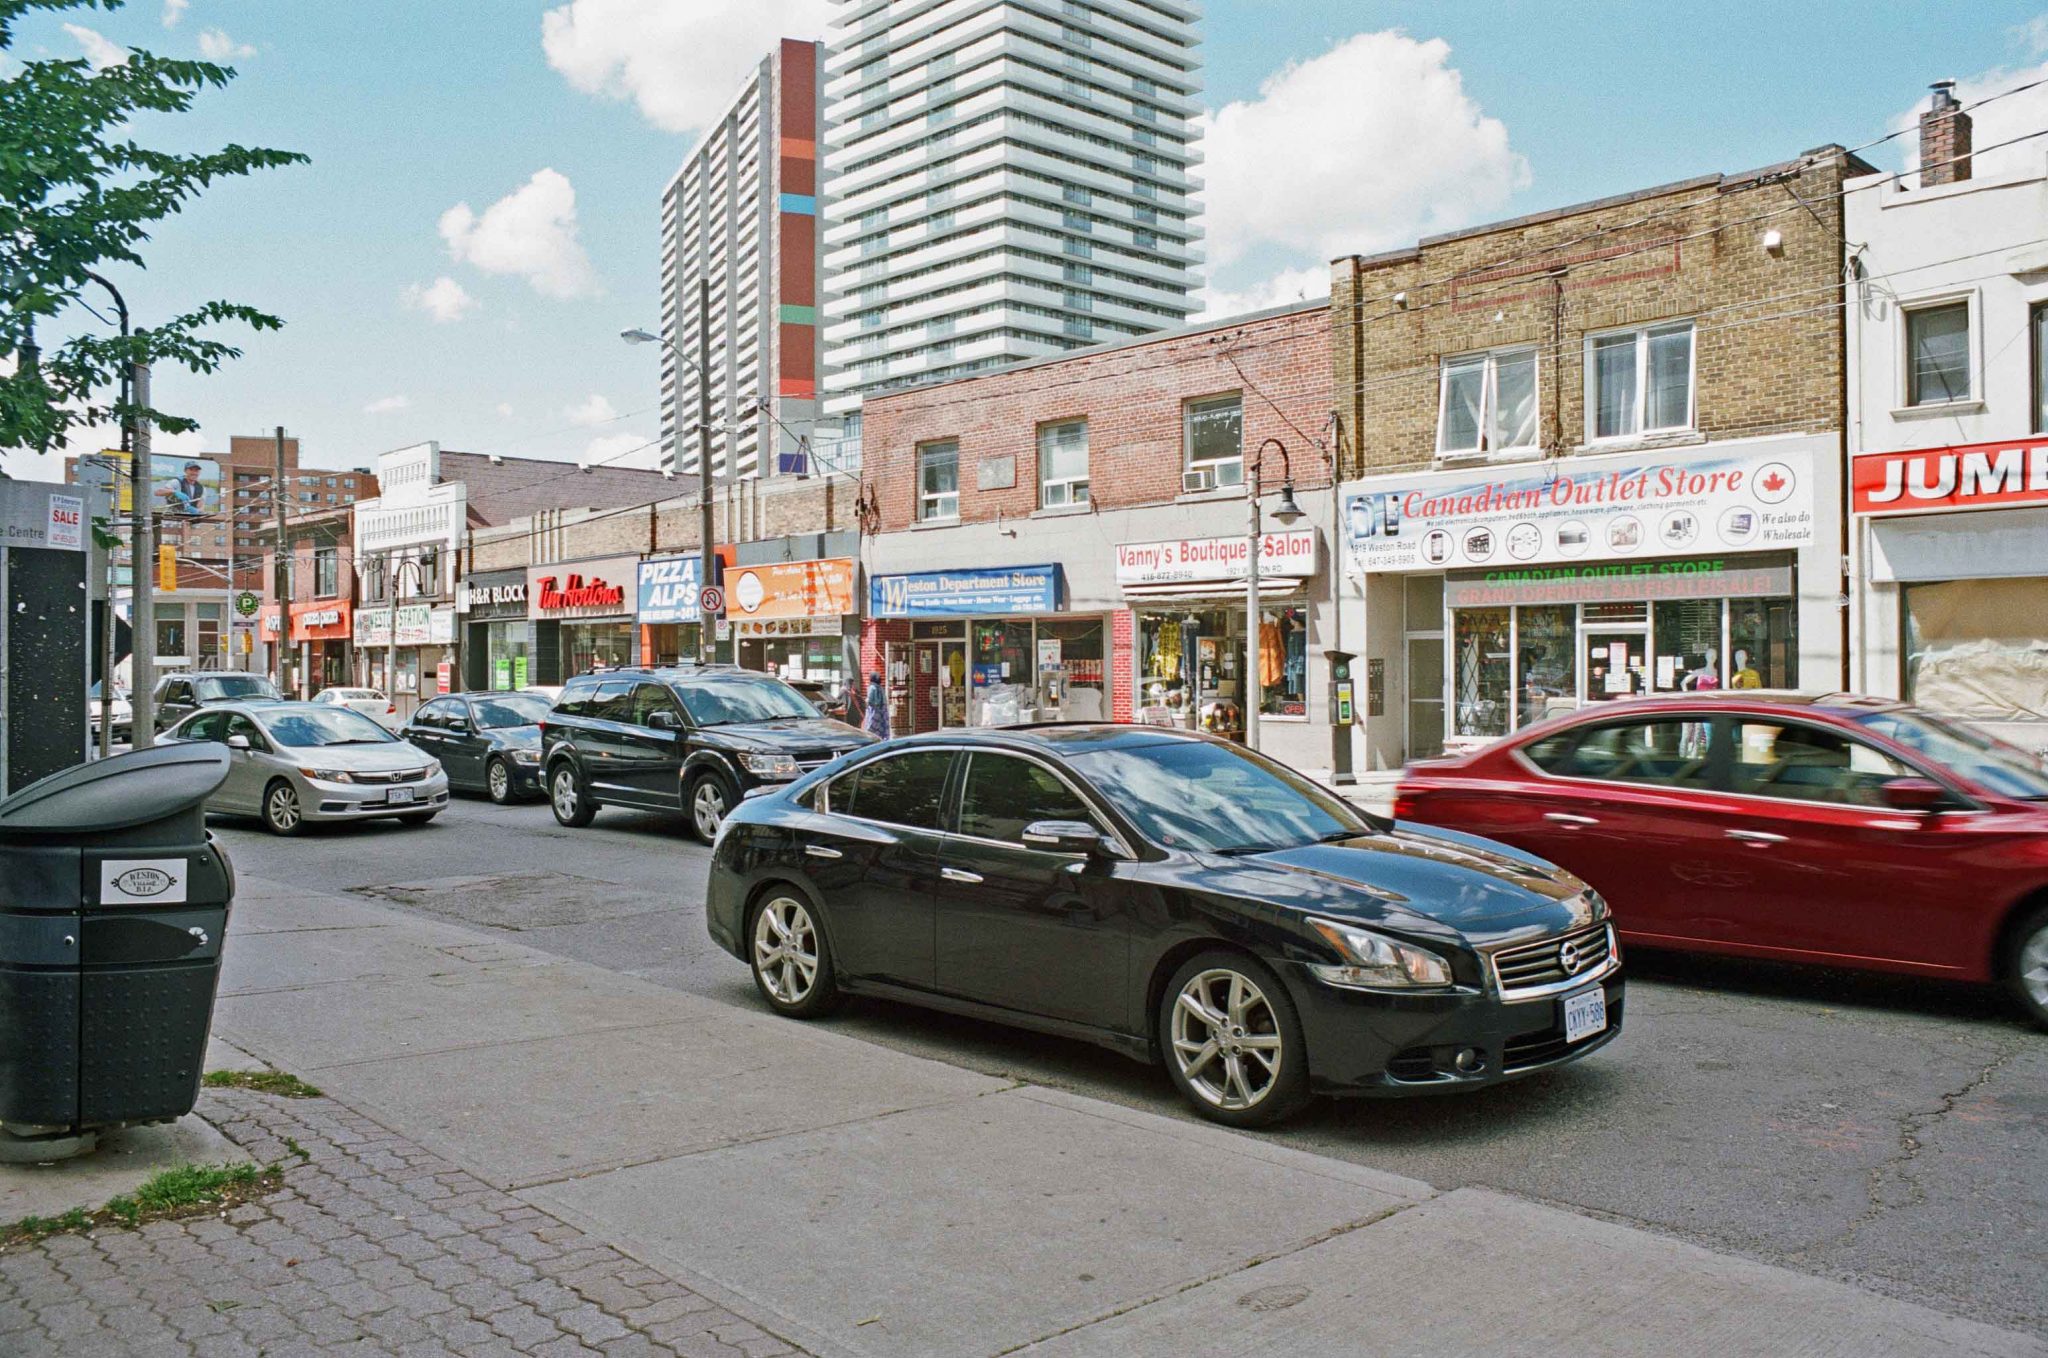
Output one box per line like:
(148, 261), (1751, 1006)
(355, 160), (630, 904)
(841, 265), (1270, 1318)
(386, 786), (415, 805)
(1563, 985), (1607, 1043)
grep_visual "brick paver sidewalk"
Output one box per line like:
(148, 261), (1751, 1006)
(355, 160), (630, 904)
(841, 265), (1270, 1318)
(0, 1087), (805, 1357)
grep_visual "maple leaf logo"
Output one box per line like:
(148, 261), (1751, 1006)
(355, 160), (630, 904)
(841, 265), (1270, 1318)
(1761, 471), (1786, 494)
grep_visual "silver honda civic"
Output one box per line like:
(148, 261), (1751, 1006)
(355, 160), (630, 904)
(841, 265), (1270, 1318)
(163, 700), (451, 835)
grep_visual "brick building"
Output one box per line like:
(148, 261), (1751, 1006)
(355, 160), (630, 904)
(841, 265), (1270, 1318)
(255, 504), (358, 698)
(856, 300), (1343, 772)
(1332, 146), (1870, 768)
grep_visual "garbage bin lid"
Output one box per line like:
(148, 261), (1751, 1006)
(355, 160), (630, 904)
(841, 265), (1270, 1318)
(0, 743), (231, 835)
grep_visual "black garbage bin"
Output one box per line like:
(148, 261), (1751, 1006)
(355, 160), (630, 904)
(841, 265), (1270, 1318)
(0, 743), (234, 1154)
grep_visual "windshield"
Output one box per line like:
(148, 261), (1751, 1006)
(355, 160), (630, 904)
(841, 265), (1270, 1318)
(1066, 739), (1372, 853)
(197, 675), (281, 702)
(674, 676), (819, 726)
(1854, 709), (2048, 800)
(260, 707), (397, 748)
(474, 693), (551, 729)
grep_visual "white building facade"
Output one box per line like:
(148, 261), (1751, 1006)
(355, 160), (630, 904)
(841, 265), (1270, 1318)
(350, 442), (465, 714)
(1846, 87), (2048, 752)
(661, 40), (827, 482)
(819, 0), (1205, 441)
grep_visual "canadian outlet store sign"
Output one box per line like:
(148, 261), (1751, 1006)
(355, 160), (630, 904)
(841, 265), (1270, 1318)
(1344, 445), (1814, 574)
(1851, 439), (2048, 516)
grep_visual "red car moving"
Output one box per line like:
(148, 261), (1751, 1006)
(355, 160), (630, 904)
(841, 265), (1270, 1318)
(1393, 694), (2048, 1028)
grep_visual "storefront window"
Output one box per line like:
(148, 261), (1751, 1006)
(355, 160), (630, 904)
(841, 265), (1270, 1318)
(155, 604), (186, 658)
(1903, 578), (2047, 725)
(1654, 599), (1723, 692)
(970, 619), (1035, 725)
(1139, 607), (1244, 737)
(1729, 598), (1796, 690)
(1034, 617), (1106, 721)
(1256, 606), (1308, 716)
(485, 622), (532, 690)
(563, 622), (634, 675)
(645, 623), (704, 666)
(1453, 608), (1510, 737)
(1516, 605), (1575, 725)
(196, 603), (224, 661)
(740, 634), (846, 692)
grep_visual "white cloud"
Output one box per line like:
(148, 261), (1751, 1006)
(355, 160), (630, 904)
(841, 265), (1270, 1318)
(196, 28), (257, 61)
(562, 393), (619, 426)
(578, 430), (660, 471)
(399, 276), (479, 324)
(495, 403), (515, 418)
(1199, 32), (1528, 279)
(541, 0), (832, 133)
(63, 23), (128, 70)
(1890, 46), (2048, 181)
(1197, 265), (1331, 321)
(162, 0), (189, 28)
(363, 395), (411, 415)
(439, 169), (601, 300)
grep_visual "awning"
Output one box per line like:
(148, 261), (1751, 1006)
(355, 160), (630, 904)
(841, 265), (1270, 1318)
(1122, 578), (1305, 601)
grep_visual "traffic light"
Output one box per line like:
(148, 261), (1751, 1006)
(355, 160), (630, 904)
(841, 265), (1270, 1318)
(157, 544), (177, 591)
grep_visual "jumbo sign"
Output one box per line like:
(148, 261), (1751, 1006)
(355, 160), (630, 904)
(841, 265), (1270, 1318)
(1852, 440), (2048, 516)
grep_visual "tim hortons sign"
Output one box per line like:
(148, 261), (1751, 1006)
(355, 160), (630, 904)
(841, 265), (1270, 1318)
(527, 555), (637, 619)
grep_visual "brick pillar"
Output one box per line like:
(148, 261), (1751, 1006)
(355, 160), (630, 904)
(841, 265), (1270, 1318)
(1111, 609), (1135, 723)
(1920, 80), (1973, 187)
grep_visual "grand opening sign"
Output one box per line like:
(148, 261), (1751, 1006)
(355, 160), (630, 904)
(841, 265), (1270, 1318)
(1344, 446), (1814, 574)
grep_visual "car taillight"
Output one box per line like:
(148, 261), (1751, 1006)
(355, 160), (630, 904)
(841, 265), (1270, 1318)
(1390, 791), (1418, 821)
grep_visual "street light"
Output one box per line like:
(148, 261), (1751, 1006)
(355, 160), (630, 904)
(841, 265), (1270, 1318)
(1245, 438), (1302, 752)
(622, 291), (715, 666)
(81, 271), (158, 749)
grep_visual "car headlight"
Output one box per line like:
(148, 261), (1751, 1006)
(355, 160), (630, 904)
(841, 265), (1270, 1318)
(510, 749), (541, 764)
(1581, 890), (1610, 924)
(738, 752), (801, 781)
(1306, 918), (1455, 990)
(298, 767), (354, 784)
(424, 760), (441, 777)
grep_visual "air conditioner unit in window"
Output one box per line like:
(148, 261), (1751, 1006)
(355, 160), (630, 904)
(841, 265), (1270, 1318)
(1182, 467), (1216, 493)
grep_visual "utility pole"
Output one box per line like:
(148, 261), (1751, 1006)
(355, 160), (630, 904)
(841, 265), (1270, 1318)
(697, 275), (715, 665)
(129, 360), (157, 748)
(385, 547), (401, 713)
(272, 426), (290, 693)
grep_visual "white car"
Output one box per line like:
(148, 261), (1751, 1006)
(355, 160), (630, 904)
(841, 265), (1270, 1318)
(89, 681), (133, 743)
(312, 686), (398, 729)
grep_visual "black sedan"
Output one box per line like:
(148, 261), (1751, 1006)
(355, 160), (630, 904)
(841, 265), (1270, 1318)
(706, 725), (1623, 1127)
(401, 690), (553, 803)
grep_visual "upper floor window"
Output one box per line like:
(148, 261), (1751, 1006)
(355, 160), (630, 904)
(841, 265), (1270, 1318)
(1587, 321), (1694, 441)
(314, 546), (339, 598)
(1038, 420), (1089, 508)
(1906, 300), (1971, 407)
(2033, 303), (2048, 433)
(1438, 348), (1538, 457)
(1183, 394), (1243, 491)
(918, 440), (959, 521)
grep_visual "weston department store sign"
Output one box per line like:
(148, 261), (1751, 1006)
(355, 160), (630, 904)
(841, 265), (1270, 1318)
(1345, 445), (1814, 574)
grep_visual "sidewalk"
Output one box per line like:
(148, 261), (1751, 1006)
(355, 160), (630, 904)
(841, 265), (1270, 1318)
(10, 871), (2039, 1358)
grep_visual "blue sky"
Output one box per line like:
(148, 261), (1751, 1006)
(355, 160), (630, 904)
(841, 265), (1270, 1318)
(8, 0), (2048, 483)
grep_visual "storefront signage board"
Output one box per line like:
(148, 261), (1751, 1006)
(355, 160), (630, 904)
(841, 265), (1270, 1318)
(1344, 446), (1814, 574)
(352, 603), (434, 647)
(528, 556), (637, 620)
(636, 555), (701, 624)
(1851, 439), (2048, 516)
(1444, 557), (1795, 609)
(1114, 530), (1317, 585)
(289, 601), (351, 642)
(727, 558), (856, 621)
(869, 564), (1063, 618)
(458, 575), (527, 618)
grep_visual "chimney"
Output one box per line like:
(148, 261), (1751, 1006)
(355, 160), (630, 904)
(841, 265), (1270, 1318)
(1920, 80), (1973, 187)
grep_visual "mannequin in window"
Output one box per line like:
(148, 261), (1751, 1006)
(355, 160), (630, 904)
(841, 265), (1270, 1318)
(1682, 649), (1721, 691)
(1730, 648), (1763, 689)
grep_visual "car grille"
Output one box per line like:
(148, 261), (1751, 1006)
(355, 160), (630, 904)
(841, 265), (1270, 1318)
(1503, 994), (1625, 1071)
(794, 749), (854, 772)
(1490, 923), (1614, 996)
(349, 768), (430, 785)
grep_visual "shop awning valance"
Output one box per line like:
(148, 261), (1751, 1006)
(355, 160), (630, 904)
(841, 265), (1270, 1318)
(1122, 579), (1305, 601)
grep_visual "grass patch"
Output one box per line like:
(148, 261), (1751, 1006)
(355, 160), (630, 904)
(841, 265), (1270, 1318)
(202, 1069), (322, 1099)
(2, 1162), (281, 1247)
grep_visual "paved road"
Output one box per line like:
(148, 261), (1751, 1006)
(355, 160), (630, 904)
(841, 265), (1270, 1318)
(209, 794), (2048, 1338)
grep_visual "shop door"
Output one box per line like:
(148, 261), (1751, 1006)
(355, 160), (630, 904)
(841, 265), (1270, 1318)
(1582, 630), (1649, 704)
(917, 640), (967, 730)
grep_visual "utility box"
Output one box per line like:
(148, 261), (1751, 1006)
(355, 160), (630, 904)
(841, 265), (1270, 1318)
(0, 743), (233, 1157)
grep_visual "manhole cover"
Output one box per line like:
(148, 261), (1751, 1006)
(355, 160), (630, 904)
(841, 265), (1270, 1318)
(1236, 1284), (1310, 1313)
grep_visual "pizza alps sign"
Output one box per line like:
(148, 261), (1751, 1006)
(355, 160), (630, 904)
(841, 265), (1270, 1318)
(526, 556), (637, 618)
(1851, 439), (2048, 516)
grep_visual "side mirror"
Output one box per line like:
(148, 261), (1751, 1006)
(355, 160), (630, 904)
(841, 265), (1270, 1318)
(1022, 819), (1114, 857)
(446, 718), (470, 734)
(225, 734), (252, 751)
(648, 709), (683, 732)
(1880, 776), (1951, 814)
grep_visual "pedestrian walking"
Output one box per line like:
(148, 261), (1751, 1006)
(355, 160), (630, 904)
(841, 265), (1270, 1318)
(862, 671), (890, 740)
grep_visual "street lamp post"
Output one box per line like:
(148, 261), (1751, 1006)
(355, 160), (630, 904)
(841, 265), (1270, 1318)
(1244, 438), (1304, 753)
(624, 276), (715, 665)
(81, 272), (157, 748)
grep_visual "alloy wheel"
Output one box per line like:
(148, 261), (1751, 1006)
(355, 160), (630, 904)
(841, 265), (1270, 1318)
(266, 784), (302, 833)
(2021, 923), (2048, 1012)
(693, 779), (728, 840)
(1170, 968), (1283, 1111)
(553, 770), (577, 819)
(753, 897), (819, 1005)
(489, 760), (511, 802)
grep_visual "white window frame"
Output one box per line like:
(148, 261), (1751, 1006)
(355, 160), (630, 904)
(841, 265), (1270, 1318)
(1436, 345), (1540, 460)
(1183, 392), (1244, 490)
(1037, 419), (1090, 508)
(917, 440), (960, 522)
(1583, 320), (1697, 445)
(1896, 290), (1980, 414)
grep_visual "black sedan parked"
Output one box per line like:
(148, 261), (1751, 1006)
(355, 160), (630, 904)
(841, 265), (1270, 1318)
(401, 690), (553, 803)
(707, 725), (1624, 1127)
